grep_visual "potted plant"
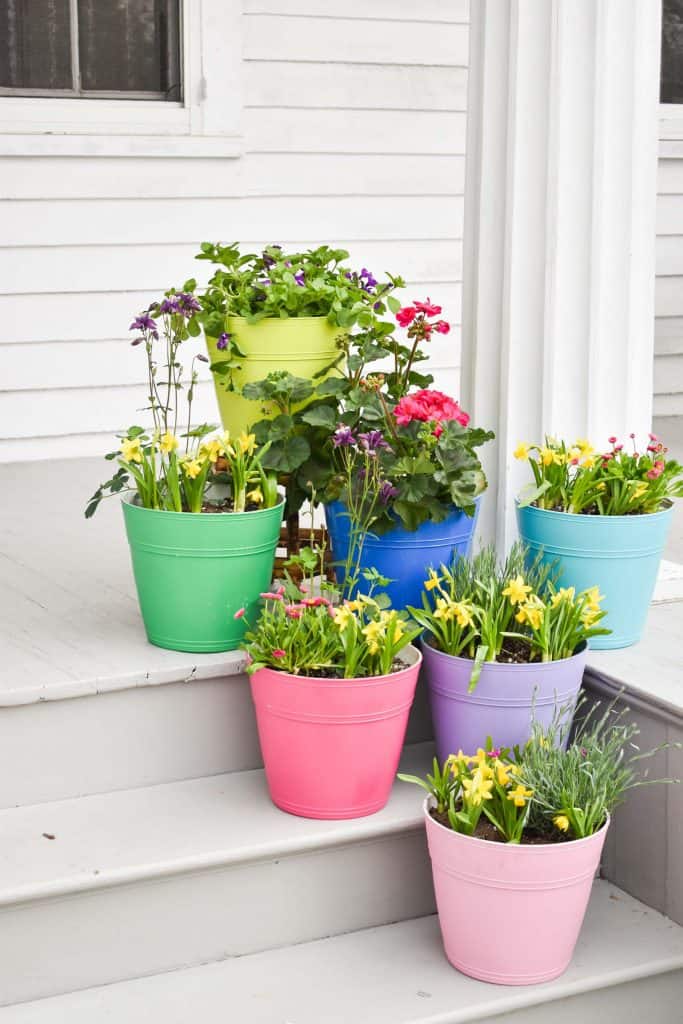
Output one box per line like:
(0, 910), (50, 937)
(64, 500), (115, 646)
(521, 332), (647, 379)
(193, 242), (403, 438)
(85, 292), (284, 652)
(515, 435), (683, 648)
(399, 703), (677, 985)
(408, 544), (609, 761)
(242, 539), (422, 820)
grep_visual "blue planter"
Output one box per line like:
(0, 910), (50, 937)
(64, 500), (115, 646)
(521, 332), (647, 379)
(516, 502), (673, 650)
(325, 499), (480, 610)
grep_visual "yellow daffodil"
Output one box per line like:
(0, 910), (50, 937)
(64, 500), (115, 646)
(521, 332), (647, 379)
(502, 575), (532, 606)
(200, 437), (223, 463)
(597, 481), (607, 491)
(159, 431), (179, 455)
(507, 783), (533, 808)
(583, 586), (604, 611)
(581, 607), (600, 628)
(425, 568), (442, 591)
(575, 438), (594, 457)
(120, 437), (143, 463)
(630, 483), (648, 502)
(453, 601), (475, 628)
(447, 750), (472, 775)
(582, 455), (596, 469)
(433, 597), (454, 622)
(180, 457), (203, 480)
(550, 586), (575, 608)
(495, 761), (514, 786)
(462, 770), (494, 807)
(553, 814), (570, 832)
(333, 606), (353, 630)
(567, 446), (582, 462)
(345, 599), (363, 612)
(513, 442), (531, 461)
(380, 610), (404, 643)
(247, 487), (264, 505)
(221, 431), (236, 459)
(516, 598), (544, 630)
(238, 432), (256, 456)
(362, 619), (385, 654)
(539, 445), (564, 466)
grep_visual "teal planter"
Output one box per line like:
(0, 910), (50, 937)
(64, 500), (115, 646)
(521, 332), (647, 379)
(516, 502), (673, 649)
(122, 494), (284, 652)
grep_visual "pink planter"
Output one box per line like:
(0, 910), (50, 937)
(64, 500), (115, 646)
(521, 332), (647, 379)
(249, 646), (421, 820)
(424, 799), (608, 985)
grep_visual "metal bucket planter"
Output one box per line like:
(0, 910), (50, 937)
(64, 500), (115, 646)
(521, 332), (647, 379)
(325, 500), (480, 610)
(517, 502), (673, 649)
(424, 800), (608, 985)
(122, 495), (284, 652)
(422, 639), (587, 762)
(249, 645), (422, 819)
(206, 315), (341, 437)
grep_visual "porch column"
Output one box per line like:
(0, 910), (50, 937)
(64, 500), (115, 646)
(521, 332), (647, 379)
(461, 0), (662, 549)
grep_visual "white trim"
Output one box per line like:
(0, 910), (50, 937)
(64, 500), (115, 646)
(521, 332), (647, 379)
(659, 102), (683, 143)
(0, 0), (243, 159)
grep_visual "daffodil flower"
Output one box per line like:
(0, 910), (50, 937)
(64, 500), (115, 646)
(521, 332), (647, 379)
(159, 431), (179, 455)
(513, 442), (531, 461)
(502, 575), (532, 606)
(507, 783), (533, 808)
(247, 487), (264, 505)
(238, 432), (256, 455)
(120, 437), (143, 463)
(425, 568), (442, 591)
(553, 814), (570, 832)
(180, 457), (203, 480)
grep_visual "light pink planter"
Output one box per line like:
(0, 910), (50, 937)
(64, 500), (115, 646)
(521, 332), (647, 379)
(424, 799), (608, 985)
(249, 646), (421, 820)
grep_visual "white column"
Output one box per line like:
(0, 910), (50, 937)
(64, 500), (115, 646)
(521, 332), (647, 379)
(461, 0), (662, 549)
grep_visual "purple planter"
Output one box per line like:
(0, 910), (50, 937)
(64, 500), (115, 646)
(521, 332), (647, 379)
(421, 639), (587, 761)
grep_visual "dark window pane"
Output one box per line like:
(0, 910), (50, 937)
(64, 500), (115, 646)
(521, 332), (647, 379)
(78, 0), (181, 97)
(0, 0), (72, 90)
(662, 0), (683, 103)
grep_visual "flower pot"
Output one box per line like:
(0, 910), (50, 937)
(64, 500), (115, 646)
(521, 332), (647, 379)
(424, 800), (609, 985)
(249, 645), (422, 819)
(122, 494), (284, 652)
(206, 315), (341, 437)
(516, 502), (673, 649)
(422, 639), (586, 762)
(324, 500), (480, 610)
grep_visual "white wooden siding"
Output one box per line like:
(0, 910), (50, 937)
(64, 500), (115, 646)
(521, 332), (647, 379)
(656, 154), (683, 417)
(0, 3), (469, 461)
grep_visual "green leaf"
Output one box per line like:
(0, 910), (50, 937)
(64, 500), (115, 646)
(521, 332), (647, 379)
(300, 404), (337, 430)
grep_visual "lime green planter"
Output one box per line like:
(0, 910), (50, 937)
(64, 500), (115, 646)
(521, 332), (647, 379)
(206, 315), (341, 437)
(122, 494), (284, 653)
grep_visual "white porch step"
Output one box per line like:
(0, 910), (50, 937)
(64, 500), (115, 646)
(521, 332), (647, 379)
(2, 882), (682, 1023)
(0, 743), (436, 1006)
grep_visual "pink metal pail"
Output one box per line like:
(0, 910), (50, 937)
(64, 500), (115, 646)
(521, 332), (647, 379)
(249, 646), (421, 819)
(424, 799), (608, 985)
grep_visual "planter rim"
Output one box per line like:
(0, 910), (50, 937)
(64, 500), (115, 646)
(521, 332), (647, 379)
(421, 635), (587, 671)
(250, 643), (422, 687)
(121, 491), (285, 521)
(227, 314), (339, 325)
(326, 496), (480, 537)
(423, 797), (609, 851)
(515, 497), (673, 523)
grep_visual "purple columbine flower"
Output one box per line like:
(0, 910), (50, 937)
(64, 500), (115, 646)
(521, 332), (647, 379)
(216, 332), (232, 351)
(129, 314), (159, 338)
(159, 297), (180, 315)
(345, 271), (353, 280)
(294, 270), (305, 286)
(333, 424), (356, 447)
(358, 430), (391, 454)
(379, 481), (399, 504)
(177, 293), (201, 315)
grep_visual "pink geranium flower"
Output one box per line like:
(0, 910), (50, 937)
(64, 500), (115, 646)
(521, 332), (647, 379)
(396, 306), (417, 327)
(394, 389), (470, 429)
(272, 648), (286, 658)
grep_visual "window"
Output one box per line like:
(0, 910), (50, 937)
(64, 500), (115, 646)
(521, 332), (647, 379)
(662, 0), (683, 103)
(0, 0), (181, 100)
(0, 1), (242, 158)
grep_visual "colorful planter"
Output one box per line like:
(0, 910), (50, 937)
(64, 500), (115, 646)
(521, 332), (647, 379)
(422, 639), (587, 762)
(122, 494), (283, 652)
(206, 315), (341, 437)
(249, 645), (421, 819)
(516, 501), (673, 649)
(325, 500), (480, 610)
(424, 800), (608, 985)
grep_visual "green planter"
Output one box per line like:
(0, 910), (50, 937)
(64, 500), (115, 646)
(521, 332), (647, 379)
(122, 494), (284, 652)
(206, 315), (341, 437)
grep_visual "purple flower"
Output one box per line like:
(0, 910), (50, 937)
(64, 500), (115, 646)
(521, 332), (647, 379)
(129, 314), (158, 339)
(159, 298), (180, 315)
(360, 267), (377, 292)
(358, 430), (391, 454)
(373, 301), (382, 312)
(333, 424), (356, 447)
(216, 332), (232, 351)
(177, 293), (201, 315)
(262, 245), (282, 268)
(379, 481), (399, 504)
(345, 271), (353, 280)
(294, 271), (305, 286)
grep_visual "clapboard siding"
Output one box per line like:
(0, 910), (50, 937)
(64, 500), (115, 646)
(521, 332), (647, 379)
(655, 156), (683, 417)
(0, 3), (469, 461)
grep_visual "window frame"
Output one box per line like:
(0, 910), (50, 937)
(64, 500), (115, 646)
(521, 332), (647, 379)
(0, 0), (242, 159)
